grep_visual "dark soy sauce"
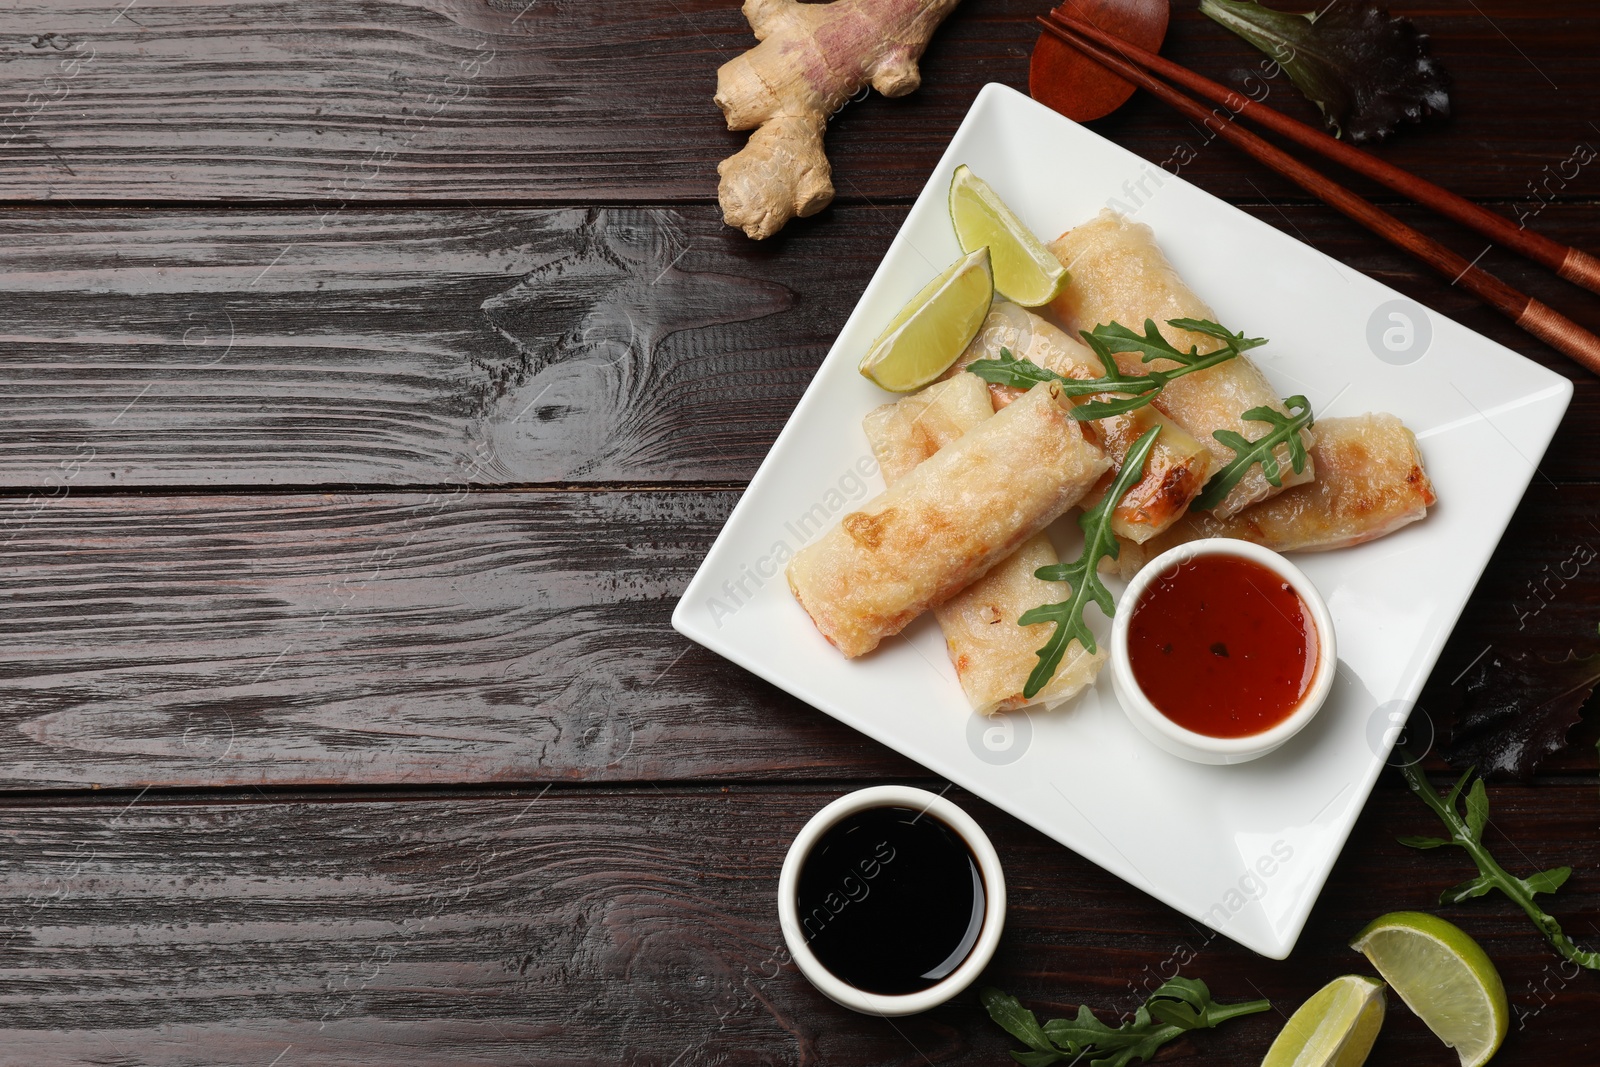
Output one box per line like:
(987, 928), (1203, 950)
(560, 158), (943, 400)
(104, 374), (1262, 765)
(795, 805), (984, 995)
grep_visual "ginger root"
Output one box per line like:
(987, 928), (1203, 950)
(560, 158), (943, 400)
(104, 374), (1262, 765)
(714, 0), (964, 239)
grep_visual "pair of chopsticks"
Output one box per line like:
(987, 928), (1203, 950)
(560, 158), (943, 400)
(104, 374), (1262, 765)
(1036, 9), (1600, 376)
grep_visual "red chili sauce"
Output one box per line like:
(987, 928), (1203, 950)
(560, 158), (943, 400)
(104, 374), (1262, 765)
(1127, 554), (1319, 738)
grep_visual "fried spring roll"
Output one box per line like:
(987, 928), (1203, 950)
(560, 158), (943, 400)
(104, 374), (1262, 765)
(1048, 210), (1314, 518)
(788, 382), (1109, 658)
(949, 301), (1213, 543)
(1111, 414), (1435, 578)
(863, 374), (1106, 714)
(862, 373), (995, 483)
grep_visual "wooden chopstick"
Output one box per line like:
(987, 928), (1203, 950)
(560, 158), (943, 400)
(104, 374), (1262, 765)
(1046, 8), (1600, 299)
(1035, 14), (1600, 376)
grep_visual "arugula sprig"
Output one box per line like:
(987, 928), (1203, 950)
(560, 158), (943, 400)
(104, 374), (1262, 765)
(1398, 756), (1600, 970)
(1088, 316), (1267, 371)
(966, 317), (1265, 421)
(1018, 425), (1163, 699)
(982, 979), (1270, 1067)
(1190, 395), (1315, 511)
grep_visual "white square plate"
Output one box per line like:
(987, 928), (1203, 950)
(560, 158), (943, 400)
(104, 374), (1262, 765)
(672, 83), (1571, 958)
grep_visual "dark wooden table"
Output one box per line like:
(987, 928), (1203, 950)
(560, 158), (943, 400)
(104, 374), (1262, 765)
(1, 1), (1597, 1063)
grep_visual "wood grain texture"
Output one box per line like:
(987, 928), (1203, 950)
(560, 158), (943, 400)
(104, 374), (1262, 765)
(1419, 475), (1600, 776)
(0, 206), (843, 486)
(1, 202), (1599, 489)
(0, 1), (1594, 204)
(0, 484), (1593, 790)
(3, 1), (1600, 1058)
(0, 489), (919, 789)
(0, 782), (1594, 1065)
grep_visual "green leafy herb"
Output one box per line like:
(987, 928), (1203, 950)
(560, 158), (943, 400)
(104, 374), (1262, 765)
(1190, 395), (1315, 512)
(965, 346), (1134, 396)
(1087, 317), (1267, 369)
(981, 979), (1270, 1067)
(1077, 318), (1266, 419)
(1201, 0), (1450, 144)
(966, 317), (1264, 421)
(1398, 756), (1600, 970)
(1017, 425), (1163, 699)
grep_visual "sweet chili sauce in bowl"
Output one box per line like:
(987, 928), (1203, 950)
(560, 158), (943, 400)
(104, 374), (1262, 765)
(1110, 539), (1336, 765)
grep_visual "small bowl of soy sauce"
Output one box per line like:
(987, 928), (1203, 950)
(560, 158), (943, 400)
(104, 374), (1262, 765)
(777, 786), (1006, 1016)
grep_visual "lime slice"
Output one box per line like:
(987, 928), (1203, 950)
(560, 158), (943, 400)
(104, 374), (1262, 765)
(948, 164), (1068, 306)
(859, 246), (993, 393)
(1351, 912), (1509, 1067)
(1261, 975), (1385, 1067)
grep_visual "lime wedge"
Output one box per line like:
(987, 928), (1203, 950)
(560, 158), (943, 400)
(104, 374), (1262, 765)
(1351, 912), (1509, 1067)
(948, 164), (1068, 307)
(859, 246), (993, 393)
(1261, 975), (1385, 1067)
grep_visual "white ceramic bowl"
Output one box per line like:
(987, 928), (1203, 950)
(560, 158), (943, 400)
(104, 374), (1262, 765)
(777, 786), (1006, 1016)
(1110, 539), (1337, 765)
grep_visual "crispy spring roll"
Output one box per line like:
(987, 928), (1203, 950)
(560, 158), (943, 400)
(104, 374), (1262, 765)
(1111, 414), (1436, 578)
(863, 374), (1106, 714)
(1048, 210), (1314, 518)
(949, 300), (1213, 543)
(862, 373), (995, 483)
(788, 381), (1109, 658)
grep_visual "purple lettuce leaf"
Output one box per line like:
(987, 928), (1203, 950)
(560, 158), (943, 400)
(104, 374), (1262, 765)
(1201, 0), (1450, 144)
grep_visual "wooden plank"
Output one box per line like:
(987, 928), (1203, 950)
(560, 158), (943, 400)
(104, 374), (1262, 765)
(0, 485), (1596, 790)
(0, 1), (1594, 203)
(1419, 475), (1600, 777)
(0, 205), (848, 486)
(0, 781), (1594, 1064)
(1, 202), (1598, 490)
(0, 489), (930, 790)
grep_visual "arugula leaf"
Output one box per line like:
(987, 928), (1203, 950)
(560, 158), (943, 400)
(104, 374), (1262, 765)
(965, 317), (1260, 421)
(982, 978), (1270, 1067)
(968, 348), (1159, 402)
(1525, 868), (1573, 896)
(1018, 425), (1163, 698)
(1011, 1053), (1064, 1067)
(1464, 779), (1489, 840)
(1164, 318), (1271, 353)
(1442, 874), (1496, 904)
(1074, 318), (1262, 420)
(1087, 318), (1265, 367)
(1398, 756), (1600, 970)
(1397, 834), (1449, 849)
(1201, 0), (1451, 144)
(1042, 1004), (1146, 1060)
(979, 987), (1059, 1059)
(1190, 395), (1315, 512)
